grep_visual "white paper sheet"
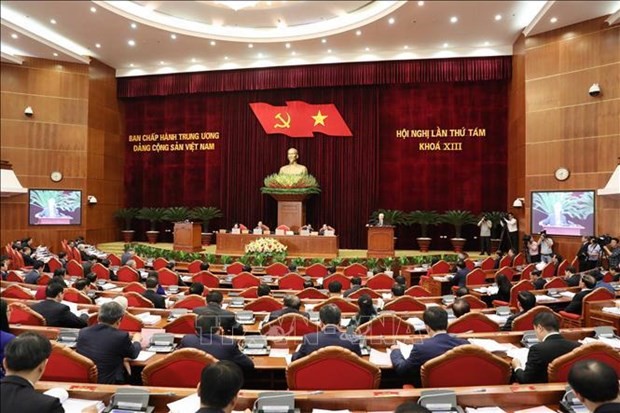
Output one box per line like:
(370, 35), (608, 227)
(397, 340), (413, 359)
(405, 317), (426, 332)
(514, 406), (556, 413)
(507, 347), (529, 367)
(168, 394), (200, 413)
(468, 338), (514, 353)
(134, 350), (156, 362)
(368, 348), (392, 367)
(465, 408), (507, 413)
(559, 291), (576, 298)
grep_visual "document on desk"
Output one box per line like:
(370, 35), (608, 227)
(535, 295), (556, 302)
(135, 350), (156, 362)
(602, 306), (620, 315)
(580, 336), (620, 349)
(485, 314), (509, 326)
(312, 409), (351, 413)
(507, 347), (529, 367)
(396, 340), (413, 359)
(468, 338), (515, 353)
(135, 312), (162, 325)
(369, 348), (392, 367)
(168, 393), (200, 413)
(340, 318), (351, 327)
(465, 408), (507, 413)
(513, 406), (556, 413)
(405, 317), (426, 331)
(559, 291), (576, 298)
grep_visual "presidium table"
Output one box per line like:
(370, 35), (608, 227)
(216, 233), (338, 258)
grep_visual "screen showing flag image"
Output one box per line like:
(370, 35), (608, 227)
(28, 189), (82, 226)
(531, 190), (594, 236)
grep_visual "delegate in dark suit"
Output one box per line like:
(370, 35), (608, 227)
(0, 375), (64, 413)
(142, 289), (166, 309)
(390, 333), (469, 388)
(291, 325), (361, 361)
(501, 310), (524, 331)
(76, 324), (141, 384)
(514, 333), (580, 383)
(30, 300), (87, 328)
(563, 288), (593, 315)
(343, 284), (362, 297)
(194, 303), (244, 335)
(179, 333), (254, 370)
(24, 269), (41, 284)
(532, 277), (546, 290)
(451, 267), (470, 288)
(268, 307), (309, 322)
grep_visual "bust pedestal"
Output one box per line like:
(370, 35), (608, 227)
(268, 193), (309, 233)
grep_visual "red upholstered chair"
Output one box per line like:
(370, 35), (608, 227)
(133, 255), (145, 269)
(305, 263), (329, 278)
(559, 287), (615, 328)
(42, 342), (98, 383)
(37, 273), (52, 285)
(2, 284), (34, 299)
(142, 348), (218, 388)
(122, 281), (146, 293)
(480, 257), (495, 270)
(421, 344), (511, 387)
(47, 257), (63, 273)
(431, 260), (451, 274)
(276, 224), (290, 231)
(499, 255), (512, 268)
(238, 286), (258, 298)
(260, 313), (321, 336)
(187, 260), (203, 274)
(459, 294), (488, 310)
(323, 273), (351, 290)
(513, 253), (525, 267)
(165, 314), (198, 334)
(152, 257), (169, 270)
(464, 259), (475, 270)
(541, 263), (556, 278)
(124, 291), (155, 308)
(6, 271), (25, 283)
(296, 288), (329, 300)
(119, 312), (144, 332)
(108, 253), (121, 267)
(286, 346), (381, 390)
(602, 272), (613, 283)
(556, 260), (568, 277)
(157, 268), (180, 286)
(244, 296), (283, 312)
(278, 273), (306, 290)
(314, 297), (359, 313)
(355, 313), (413, 336)
(547, 342), (620, 382)
(117, 266), (140, 283)
(511, 306), (560, 331)
(570, 256), (579, 272)
(226, 262), (245, 275)
(495, 267), (516, 282)
(348, 287), (381, 299)
(192, 271), (220, 289)
(35, 285), (46, 300)
(343, 263), (368, 277)
(265, 262), (289, 277)
(172, 294), (206, 310)
(66, 260), (84, 277)
(493, 280), (535, 308)
(543, 277), (567, 289)
(404, 286), (432, 297)
(383, 296), (426, 312)
(447, 312), (500, 333)
(71, 247), (82, 262)
(520, 263), (536, 281)
(91, 262), (110, 280)
(8, 302), (46, 326)
(63, 287), (93, 304)
(231, 272), (261, 289)
(465, 268), (487, 286)
(365, 273), (394, 289)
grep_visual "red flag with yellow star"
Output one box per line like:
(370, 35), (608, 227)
(249, 101), (352, 138)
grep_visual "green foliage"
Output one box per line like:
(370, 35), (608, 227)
(137, 207), (167, 231)
(441, 210), (477, 238)
(407, 210), (441, 237)
(220, 255), (233, 265)
(291, 257), (306, 268)
(190, 207), (223, 232)
(371, 209), (406, 226)
(272, 252), (287, 263)
(114, 208), (140, 230)
(162, 207), (191, 223)
(348, 257), (363, 264)
(253, 253), (267, 267)
(204, 254), (217, 264)
(383, 257), (395, 270)
(397, 256), (410, 266)
(329, 258), (344, 267)
(366, 257), (379, 271)
(239, 254), (252, 266)
(261, 173), (321, 195)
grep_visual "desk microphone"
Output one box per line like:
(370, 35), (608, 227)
(251, 391), (322, 413)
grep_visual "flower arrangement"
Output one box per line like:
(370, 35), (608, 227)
(244, 238), (288, 257)
(261, 173), (321, 195)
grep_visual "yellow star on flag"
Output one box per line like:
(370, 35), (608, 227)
(312, 110), (328, 126)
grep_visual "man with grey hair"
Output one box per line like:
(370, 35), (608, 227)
(267, 295), (309, 322)
(76, 301), (142, 384)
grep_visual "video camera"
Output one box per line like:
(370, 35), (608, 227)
(594, 234), (612, 246)
(539, 230), (547, 238)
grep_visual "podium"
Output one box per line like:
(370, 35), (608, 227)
(268, 193), (309, 233)
(173, 222), (202, 252)
(367, 226), (395, 258)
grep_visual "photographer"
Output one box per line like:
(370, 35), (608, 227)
(526, 235), (540, 263)
(602, 237), (620, 269)
(585, 236), (602, 271)
(502, 212), (519, 251)
(477, 215), (492, 255)
(538, 230), (554, 264)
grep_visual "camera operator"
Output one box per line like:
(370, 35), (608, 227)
(602, 237), (620, 269)
(538, 230), (554, 264)
(502, 212), (519, 251)
(477, 215), (492, 255)
(576, 235), (590, 271)
(526, 235), (540, 263)
(584, 236), (602, 271)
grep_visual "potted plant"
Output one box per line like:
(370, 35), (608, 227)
(407, 210), (441, 252)
(291, 257), (306, 269)
(162, 207), (190, 242)
(137, 207), (167, 244)
(190, 207), (223, 246)
(366, 258), (379, 275)
(220, 255), (233, 267)
(441, 210), (477, 252)
(114, 208), (140, 243)
(370, 209), (406, 226)
(383, 256), (395, 277)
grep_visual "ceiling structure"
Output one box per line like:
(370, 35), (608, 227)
(1, 1), (619, 77)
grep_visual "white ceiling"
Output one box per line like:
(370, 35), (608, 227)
(1, 1), (619, 77)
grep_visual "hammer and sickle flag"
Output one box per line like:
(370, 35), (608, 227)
(249, 101), (353, 138)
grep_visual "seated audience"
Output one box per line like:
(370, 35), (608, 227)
(302, 280), (314, 289)
(24, 260), (44, 284)
(1, 299), (16, 379)
(512, 312), (580, 383)
(21, 246), (35, 267)
(394, 275), (407, 286)
(394, 402), (431, 413)
(120, 248), (134, 265)
(31, 283), (88, 328)
(197, 361), (244, 413)
(268, 295), (309, 322)
(568, 360), (620, 413)
(493, 250), (504, 269)
(242, 264), (252, 273)
(179, 315), (253, 371)
(348, 294), (377, 330)
(1, 256), (9, 280)
(501, 290), (536, 331)
(189, 282), (205, 296)
(199, 262), (210, 271)
(482, 273), (512, 307)
(592, 269), (615, 293)
(563, 274), (597, 315)
(73, 278), (90, 292)
(51, 273), (68, 288)
(292, 304), (361, 361)
(451, 298), (470, 318)
(607, 265), (619, 282)
(194, 291), (244, 335)
(142, 276), (166, 309)
(257, 284), (271, 297)
(0, 333), (63, 413)
(76, 301), (141, 384)
(530, 269), (545, 290)
(563, 266), (580, 287)
(343, 277), (362, 297)
(391, 283), (406, 297)
(455, 286), (470, 297)
(450, 260), (470, 287)
(390, 307), (468, 387)
(327, 280), (343, 297)
(57, 251), (68, 267)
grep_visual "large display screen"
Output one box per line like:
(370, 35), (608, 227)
(531, 190), (595, 236)
(28, 189), (82, 226)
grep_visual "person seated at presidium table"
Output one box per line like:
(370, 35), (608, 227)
(568, 360), (620, 413)
(31, 283), (88, 329)
(254, 221), (270, 232)
(319, 224), (335, 235)
(268, 295), (309, 322)
(194, 291), (244, 335)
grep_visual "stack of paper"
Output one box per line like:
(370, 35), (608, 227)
(44, 388), (105, 413)
(474, 286), (499, 295)
(168, 394), (200, 413)
(340, 318), (351, 327)
(134, 351), (156, 362)
(405, 317), (426, 332)
(468, 338), (515, 353)
(368, 349), (392, 367)
(602, 307), (620, 315)
(465, 408), (507, 413)
(100, 283), (117, 291)
(507, 347), (529, 367)
(535, 295), (556, 302)
(486, 314), (509, 326)
(396, 340), (413, 359)
(580, 336), (620, 349)
(135, 312), (162, 325)
(559, 291), (576, 298)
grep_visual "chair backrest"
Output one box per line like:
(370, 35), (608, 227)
(305, 263), (328, 278)
(91, 262), (110, 280)
(570, 256), (579, 272)
(508, 280), (535, 308)
(265, 262), (289, 277)
(464, 259), (475, 270)
(495, 266), (516, 282)
(187, 260), (203, 274)
(192, 271), (220, 289)
(512, 253), (525, 267)
(6, 271), (25, 283)
(348, 287), (381, 299)
(152, 257), (169, 270)
(323, 273), (351, 290)
(117, 266), (140, 283)
(355, 314), (413, 336)
(556, 260), (568, 276)
(124, 291), (155, 308)
(499, 255), (512, 268)
(107, 253), (122, 267)
(447, 312), (500, 333)
(133, 255), (145, 269)
(122, 282), (146, 294)
(404, 286), (432, 297)
(66, 259), (84, 277)
(541, 262), (556, 278)
(37, 273), (52, 285)
(119, 312), (144, 332)
(71, 247), (82, 262)
(480, 257), (495, 270)
(296, 288), (329, 299)
(231, 272), (261, 289)
(47, 257), (63, 273)
(383, 296), (426, 312)
(286, 346), (381, 390)
(431, 260), (451, 274)
(343, 263), (368, 277)
(459, 294), (487, 310)
(543, 277), (567, 289)
(164, 314), (198, 334)
(157, 267), (179, 286)
(8, 302), (46, 326)
(278, 273), (306, 290)
(42, 342), (98, 383)
(421, 344), (511, 387)
(579, 287), (616, 318)
(466, 268), (487, 285)
(520, 263), (536, 280)
(172, 295), (206, 310)
(141, 348), (218, 387)
(365, 273), (394, 289)
(511, 307), (560, 331)
(226, 262), (245, 275)
(260, 313), (321, 336)
(63, 287), (92, 304)
(238, 286), (258, 298)
(314, 297), (359, 313)
(548, 342), (620, 382)
(243, 296), (283, 312)
(2, 284), (34, 299)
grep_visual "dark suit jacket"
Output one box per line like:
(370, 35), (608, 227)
(267, 307), (309, 322)
(76, 323), (141, 384)
(291, 325), (361, 361)
(390, 332), (469, 387)
(194, 303), (244, 335)
(595, 403), (620, 413)
(532, 277), (546, 290)
(31, 299), (87, 328)
(142, 289), (166, 309)
(451, 268), (470, 287)
(514, 333), (580, 383)
(563, 289), (592, 315)
(179, 333), (254, 370)
(343, 284), (362, 297)
(501, 310), (524, 331)
(0, 375), (64, 413)
(565, 274), (581, 287)
(24, 269), (40, 284)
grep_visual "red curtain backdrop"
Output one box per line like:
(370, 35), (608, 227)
(121, 58), (510, 249)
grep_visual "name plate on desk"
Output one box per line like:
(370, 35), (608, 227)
(285, 230), (294, 235)
(323, 230), (335, 236)
(253, 229), (263, 235)
(275, 229), (285, 235)
(231, 228), (241, 234)
(263, 230), (271, 235)
(242, 229), (250, 234)
(300, 230), (310, 236)
(310, 231), (319, 236)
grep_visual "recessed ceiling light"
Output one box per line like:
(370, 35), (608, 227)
(356, 30), (362, 36)
(11, 33), (18, 39)
(131, 22), (137, 29)
(321, 38), (327, 43)
(191, 58), (196, 63)
(248, 43), (253, 48)
(418, 1), (424, 5)
(95, 43), (101, 48)
(404, 45), (409, 49)
(90, 6), (96, 13)
(285, 43), (290, 49)
(550, 17), (558, 23)
(291, 51), (296, 56)
(365, 47), (370, 51)
(258, 53), (263, 58)
(53, 52), (58, 57)
(224, 56), (229, 60)
(128, 40), (136, 46)
(50, 19), (57, 24)
(495, 14), (502, 21)
(170, 34), (177, 40)
(443, 43), (449, 48)
(327, 49), (332, 53)
(450, 16), (458, 23)
(160, 61), (165, 65)
(210, 40), (216, 46)
(388, 17), (395, 25)
(484, 41), (490, 46)
(129, 63), (134, 67)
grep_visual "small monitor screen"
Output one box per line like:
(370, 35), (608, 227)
(531, 190), (594, 236)
(28, 189), (82, 226)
